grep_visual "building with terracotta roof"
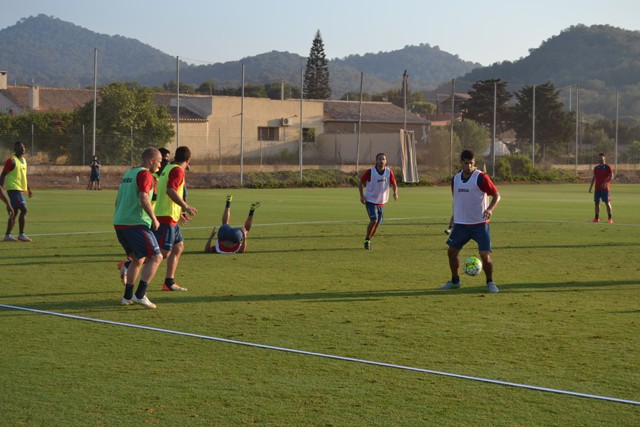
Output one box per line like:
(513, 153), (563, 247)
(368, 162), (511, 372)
(0, 70), (427, 165)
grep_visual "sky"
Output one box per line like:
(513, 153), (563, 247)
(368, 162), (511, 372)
(2, 0), (640, 67)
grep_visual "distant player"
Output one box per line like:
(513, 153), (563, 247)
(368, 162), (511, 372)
(1, 141), (33, 242)
(588, 153), (613, 223)
(358, 152), (398, 250)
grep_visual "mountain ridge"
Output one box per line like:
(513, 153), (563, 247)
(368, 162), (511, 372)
(2, 14), (640, 119)
(0, 14), (481, 95)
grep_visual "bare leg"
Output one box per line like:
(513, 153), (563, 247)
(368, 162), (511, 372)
(448, 246), (461, 277)
(243, 215), (254, 232)
(164, 242), (184, 280)
(18, 206), (27, 234)
(366, 220), (379, 240)
(222, 206), (230, 225)
(126, 256), (144, 285)
(6, 213), (15, 235)
(140, 253), (162, 283)
(479, 250), (493, 281)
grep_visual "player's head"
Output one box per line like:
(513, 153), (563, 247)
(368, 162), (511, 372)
(460, 149), (476, 173)
(174, 146), (191, 164)
(141, 147), (162, 172)
(460, 149), (475, 162)
(14, 141), (25, 156)
(159, 147), (171, 162)
(598, 153), (606, 164)
(375, 152), (387, 168)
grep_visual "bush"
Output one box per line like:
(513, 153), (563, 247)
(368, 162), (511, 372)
(497, 154), (533, 180)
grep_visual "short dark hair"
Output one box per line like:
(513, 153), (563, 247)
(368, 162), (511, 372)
(174, 146), (191, 163)
(159, 147), (170, 157)
(460, 149), (475, 161)
(375, 152), (386, 160)
(598, 153), (605, 157)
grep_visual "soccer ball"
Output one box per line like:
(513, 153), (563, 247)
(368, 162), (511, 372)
(463, 256), (483, 276)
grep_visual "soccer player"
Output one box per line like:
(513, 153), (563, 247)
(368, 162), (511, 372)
(204, 196), (260, 254)
(439, 149), (501, 293)
(588, 153), (613, 223)
(151, 147), (171, 204)
(87, 155), (101, 190)
(153, 146), (198, 291)
(358, 152), (398, 250)
(0, 141), (33, 242)
(113, 147), (163, 309)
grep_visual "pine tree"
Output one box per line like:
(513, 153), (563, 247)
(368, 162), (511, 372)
(303, 30), (332, 100)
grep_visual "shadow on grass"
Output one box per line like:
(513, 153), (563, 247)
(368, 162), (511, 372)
(0, 252), (123, 267)
(497, 242), (640, 250)
(3, 278), (637, 314)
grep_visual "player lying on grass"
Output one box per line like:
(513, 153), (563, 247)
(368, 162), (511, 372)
(204, 195), (260, 254)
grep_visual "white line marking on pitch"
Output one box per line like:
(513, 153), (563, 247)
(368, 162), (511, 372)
(23, 217), (640, 238)
(0, 303), (637, 406)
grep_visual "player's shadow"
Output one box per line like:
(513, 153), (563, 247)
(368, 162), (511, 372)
(2, 279), (636, 314)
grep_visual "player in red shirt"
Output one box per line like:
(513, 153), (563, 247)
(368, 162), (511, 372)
(358, 153), (398, 250)
(588, 153), (613, 223)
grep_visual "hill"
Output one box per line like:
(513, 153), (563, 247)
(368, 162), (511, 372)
(0, 14), (480, 97)
(432, 24), (640, 119)
(2, 16), (640, 118)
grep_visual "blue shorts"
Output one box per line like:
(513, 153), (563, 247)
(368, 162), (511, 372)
(115, 226), (161, 260)
(594, 190), (610, 203)
(365, 202), (384, 224)
(7, 190), (26, 209)
(154, 223), (184, 252)
(447, 223), (492, 252)
(217, 224), (244, 243)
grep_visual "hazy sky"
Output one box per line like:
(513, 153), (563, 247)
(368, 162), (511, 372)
(2, 0), (639, 66)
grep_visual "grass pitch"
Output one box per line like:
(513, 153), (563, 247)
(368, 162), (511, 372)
(1, 184), (639, 425)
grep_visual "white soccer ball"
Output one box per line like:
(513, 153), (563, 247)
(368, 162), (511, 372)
(463, 256), (483, 276)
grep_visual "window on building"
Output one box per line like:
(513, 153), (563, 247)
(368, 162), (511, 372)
(302, 127), (316, 143)
(258, 127), (279, 141)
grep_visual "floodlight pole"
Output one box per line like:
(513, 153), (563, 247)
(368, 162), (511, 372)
(615, 91), (619, 177)
(532, 84), (536, 169)
(299, 67), (303, 181)
(449, 79), (455, 176)
(575, 84), (580, 174)
(240, 63), (245, 186)
(356, 72), (363, 174)
(92, 48), (97, 157)
(492, 82), (496, 176)
(176, 56), (180, 148)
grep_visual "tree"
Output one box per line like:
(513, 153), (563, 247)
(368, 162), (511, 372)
(303, 30), (332, 100)
(0, 110), (74, 163)
(626, 140), (640, 163)
(454, 119), (490, 156)
(461, 79), (512, 133)
(74, 82), (174, 164)
(424, 126), (460, 170)
(511, 82), (574, 160)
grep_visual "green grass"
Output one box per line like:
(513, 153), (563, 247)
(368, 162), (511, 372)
(1, 184), (639, 426)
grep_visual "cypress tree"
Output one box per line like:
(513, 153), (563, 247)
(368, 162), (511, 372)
(303, 30), (332, 99)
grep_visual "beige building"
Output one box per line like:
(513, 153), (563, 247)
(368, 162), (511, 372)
(1, 71), (427, 167)
(162, 95), (325, 166)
